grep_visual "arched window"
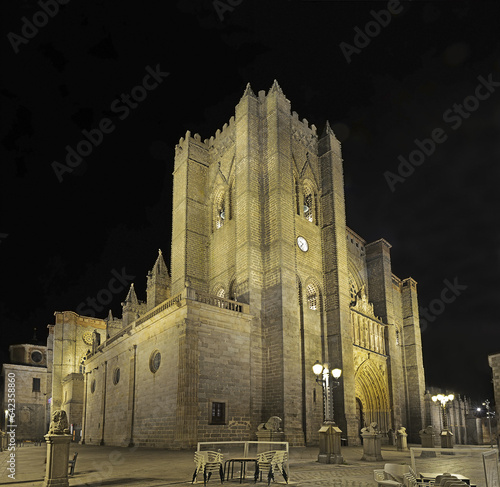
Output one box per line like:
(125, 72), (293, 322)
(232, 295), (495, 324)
(216, 287), (225, 298)
(214, 191), (226, 230)
(216, 198), (225, 229)
(349, 277), (358, 304)
(303, 183), (317, 224)
(306, 284), (317, 310)
(304, 192), (313, 222)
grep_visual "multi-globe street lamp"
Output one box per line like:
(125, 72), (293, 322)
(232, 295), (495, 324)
(312, 361), (343, 464)
(432, 393), (454, 448)
(482, 399), (495, 448)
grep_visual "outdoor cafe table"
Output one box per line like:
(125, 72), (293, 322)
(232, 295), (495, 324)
(224, 457), (258, 483)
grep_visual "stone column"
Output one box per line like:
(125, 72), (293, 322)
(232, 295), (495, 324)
(43, 434), (72, 487)
(43, 410), (72, 487)
(396, 427), (408, 451)
(360, 423), (383, 461)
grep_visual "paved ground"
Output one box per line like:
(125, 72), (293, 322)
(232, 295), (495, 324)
(0, 443), (496, 487)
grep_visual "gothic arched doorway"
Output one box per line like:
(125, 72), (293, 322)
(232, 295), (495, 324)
(354, 357), (391, 435)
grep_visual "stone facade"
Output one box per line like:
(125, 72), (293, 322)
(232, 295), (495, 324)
(0, 344), (49, 441)
(49, 81), (426, 448)
(489, 353), (500, 419)
(50, 312), (106, 441)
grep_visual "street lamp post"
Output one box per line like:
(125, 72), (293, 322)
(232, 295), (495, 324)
(432, 393), (454, 448)
(483, 400), (495, 448)
(312, 361), (343, 464)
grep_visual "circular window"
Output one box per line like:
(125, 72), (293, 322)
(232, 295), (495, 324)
(150, 350), (161, 373)
(31, 350), (43, 363)
(113, 368), (120, 385)
(82, 331), (93, 345)
(90, 379), (96, 394)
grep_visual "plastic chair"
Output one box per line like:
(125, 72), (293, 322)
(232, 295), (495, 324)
(192, 451), (224, 485)
(255, 450), (288, 485)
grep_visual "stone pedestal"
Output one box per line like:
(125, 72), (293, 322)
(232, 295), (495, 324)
(419, 426), (436, 457)
(256, 429), (285, 453)
(397, 431), (408, 451)
(441, 429), (454, 449)
(360, 432), (383, 461)
(43, 434), (72, 487)
(318, 423), (343, 464)
(0, 431), (7, 452)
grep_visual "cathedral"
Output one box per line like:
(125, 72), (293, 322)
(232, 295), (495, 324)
(49, 81), (426, 448)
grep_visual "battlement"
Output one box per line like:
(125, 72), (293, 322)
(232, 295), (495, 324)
(175, 81), (322, 156)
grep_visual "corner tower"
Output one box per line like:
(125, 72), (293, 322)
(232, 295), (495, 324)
(169, 81), (351, 445)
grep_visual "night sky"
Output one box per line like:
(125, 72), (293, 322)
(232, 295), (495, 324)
(1, 1), (499, 405)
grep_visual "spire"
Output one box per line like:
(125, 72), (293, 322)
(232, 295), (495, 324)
(107, 309), (113, 321)
(124, 283), (138, 305)
(321, 120), (334, 138)
(268, 79), (284, 95)
(152, 249), (169, 277)
(241, 82), (256, 98)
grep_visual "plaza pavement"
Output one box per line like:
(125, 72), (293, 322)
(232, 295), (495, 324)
(0, 442), (496, 487)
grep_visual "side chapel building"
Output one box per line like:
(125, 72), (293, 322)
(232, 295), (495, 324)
(50, 81), (426, 448)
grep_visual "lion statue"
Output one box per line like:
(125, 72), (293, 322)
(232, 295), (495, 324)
(419, 425), (434, 436)
(361, 422), (379, 435)
(47, 409), (70, 435)
(257, 416), (282, 432)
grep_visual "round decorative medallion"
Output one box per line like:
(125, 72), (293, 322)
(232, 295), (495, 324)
(82, 331), (93, 345)
(150, 350), (161, 373)
(31, 350), (43, 363)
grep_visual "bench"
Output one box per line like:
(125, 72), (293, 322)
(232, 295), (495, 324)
(68, 452), (78, 476)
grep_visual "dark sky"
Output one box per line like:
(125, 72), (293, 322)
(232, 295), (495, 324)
(1, 1), (499, 405)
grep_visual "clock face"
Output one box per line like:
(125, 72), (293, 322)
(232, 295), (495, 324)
(297, 236), (308, 252)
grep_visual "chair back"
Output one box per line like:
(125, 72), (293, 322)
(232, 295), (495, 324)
(272, 450), (288, 466)
(385, 464), (410, 482)
(258, 450), (276, 464)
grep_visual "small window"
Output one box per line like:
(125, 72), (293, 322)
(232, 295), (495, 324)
(211, 402), (226, 425)
(32, 378), (41, 392)
(113, 368), (120, 385)
(90, 379), (96, 394)
(306, 284), (317, 310)
(150, 350), (161, 373)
